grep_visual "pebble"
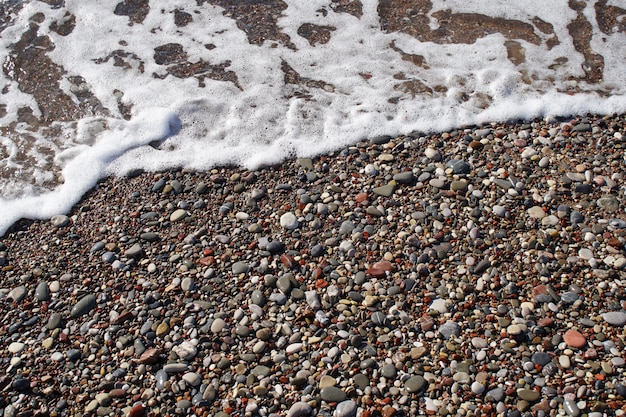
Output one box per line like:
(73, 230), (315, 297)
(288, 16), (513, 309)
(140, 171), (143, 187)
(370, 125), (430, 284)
(563, 329), (587, 348)
(70, 294), (96, 318)
(34, 281), (50, 302)
(602, 311), (626, 326)
(170, 209), (188, 222)
(335, 400), (357, 417)
(405, 375), (426, 393)
(286, 402), (312, 417)
(280, 212), (299, 229)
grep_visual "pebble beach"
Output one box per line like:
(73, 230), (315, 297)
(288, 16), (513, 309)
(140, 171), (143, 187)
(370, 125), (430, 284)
(1, 114), (626, 417)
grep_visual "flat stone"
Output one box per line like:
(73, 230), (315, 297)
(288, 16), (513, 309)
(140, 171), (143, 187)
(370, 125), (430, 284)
(527, 206), (546, 219)
(563, 398), (581, 416)
(286, 402), (312, 417)
(8, 342), (25, 354)
(563, 329), (586, 348)
(517, 389), (540, 402)
(319, 375), (336, 388)
(439, 321), (461, 339)
(8, 286), (27, 302)
(320, 386), (346, 402)
(51, 214), (70, 227)
(372, 181), (396, 197)
(124, 243), (143, 258)
(232, 261), (250, 274)
(182, 372), (202, 386)
(35, 282), (50, 302)
(486, 387), (504, 402)
(335, 400), (357, 417)
(170, 209), (188, 222)
(280, 212), (299, 230)
(393, 171), (414, 184)
(70, 294), (96, 318)
(446, 159), (471, 174)
(163, 363), (188, 373)
(602, 311), (626, 326)
(405, 375), (426, 393)
(597, 196), (619, 212)
(211, 318), (226, 333)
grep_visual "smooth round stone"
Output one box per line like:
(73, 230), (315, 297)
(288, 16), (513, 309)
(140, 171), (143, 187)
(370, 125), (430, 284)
(163, 363), (188, 374)
(276, 276), (292, 293)
(156, 322), (170, 337)
(280, 212), (299, 230)
(251, 290), (266, 307)
(393, 171), (414, 184)
(561, 291), (579, 304)
(286, 402), (312, 417)
(602, 311), (626, 326)
(124, 243), (143, 258)
(486, 387), (504, 402)
(70, 294), (96, 318)
(181, 278), (194, 292)
(507, 324), (522, 335)
(335, 400), (357, 417)
(439, 321), (461, 339)
(492, 205), (506, 217)
(47, 313), (62, 330)
(251, 365), (271, 378)
(211, 318), (226, 333)
(286, 343), (302, 355)
(182, 372), (202, 386)
(578, 248), (594, 260)
(320, 386), (346, 402)
(35, 282), (50, 302)
(531, 352), (552, 366)
(429, 178), (445, 188)
(266, 240), (285, 254)
(563, 398), (580, 416)
(559, 355), (571, 368)
(597, 196), (619, 212)
(381, 363), (397, 379)
(517, 389), (540, 402)
(471, 337), (488, 349)
(253, 341), (266, 354)
(371, 311), (389, 327)
(541, 215), (559, 226)
(50, 214), (70, 227)
(527, 206), (546, 219)
(232, 261), (250, 274)
(8, 286), (26, 302)
(471, 381), (485, 394)
(8, 342), (25, 354)
(563, 329), (586, 348)
(269, 293), (287, 304)
(405, 375), (426, 393)
(446, 159), (470, 174)
(170, 209), (188, 222)
(319, 375), (336, 388)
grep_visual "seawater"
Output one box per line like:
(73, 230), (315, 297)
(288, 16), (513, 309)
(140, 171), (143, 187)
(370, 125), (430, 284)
(0, 0), (625, 235)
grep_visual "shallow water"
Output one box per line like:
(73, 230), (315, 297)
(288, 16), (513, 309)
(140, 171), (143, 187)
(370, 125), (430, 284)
(0, 0), (625, 234)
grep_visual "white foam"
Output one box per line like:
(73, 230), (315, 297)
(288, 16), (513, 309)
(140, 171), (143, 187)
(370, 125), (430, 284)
(0, 0), (625, 235)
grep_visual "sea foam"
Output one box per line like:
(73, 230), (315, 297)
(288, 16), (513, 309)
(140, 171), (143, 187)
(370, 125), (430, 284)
(0, 0), (625, 235)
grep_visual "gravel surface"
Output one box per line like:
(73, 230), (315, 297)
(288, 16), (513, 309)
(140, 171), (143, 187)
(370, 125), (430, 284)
(1, 114), (626, 417)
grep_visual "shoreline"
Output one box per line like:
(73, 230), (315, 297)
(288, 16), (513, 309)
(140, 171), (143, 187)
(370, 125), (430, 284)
(1, 113), (626, 416)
